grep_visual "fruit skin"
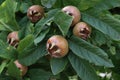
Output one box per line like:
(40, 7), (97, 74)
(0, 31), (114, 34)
(27, 5), (44, 23)
(46, 35), (69, 58)
(62, 6), (81, 26)
(73, 22), (91, 40)
(14, 60), (28, 76)
(7, 31), (19, 48)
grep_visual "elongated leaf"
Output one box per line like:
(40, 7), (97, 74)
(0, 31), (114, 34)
(0, 40), (17, 59)
(91, 30), (109, 46)
(0, 60), (7, 74)
(17, 34), (34, 54)
(82, 13), (120, 41)
(63, 0), (102, 11)
(34, 27), (50, 45)
(54, 11), (73, 36)
(7, 60), (21, 79)
(50, 57), (68, 75)
(28, 69), (51, 80)
(41, 0), (57, 8)
(34, 9), (59, 37)
(101, 14), (120, 32)
(18, 42), (47, 66)
(69, 36), (114, 67)
(86, 0), (120, 16)
(68, 53), (98, 80)
(0, 0), (19, 30)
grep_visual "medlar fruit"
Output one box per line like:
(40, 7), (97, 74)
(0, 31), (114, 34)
(27, 5), (44, 23)
(73, 22), (91, 40)
(46, 35), (69, 58)
(14, 60), (28, 76)
(7, 31), (19, 48)
(62, 6), (81, 26)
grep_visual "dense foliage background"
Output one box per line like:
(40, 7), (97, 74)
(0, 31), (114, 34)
(0, 0), (120, 80)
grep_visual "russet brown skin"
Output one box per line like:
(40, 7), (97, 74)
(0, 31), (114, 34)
(73, 22), (91, 40)
(46, 35), (69, 58)
(62, 6), (81, 26)
(14, 60), (28, 76)
(27, 5), (44, 23)
(7, 31), (19, 48)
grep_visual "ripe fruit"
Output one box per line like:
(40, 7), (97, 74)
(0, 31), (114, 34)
(46, 35), (69, 58)
(62, 6), (81, 26)
(14, 60), (28, 76)
(73, 22), (91, 40)
(27, 5), (44, 23)
(7, 31), (19, 48)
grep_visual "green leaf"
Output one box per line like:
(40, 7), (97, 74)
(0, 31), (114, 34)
(34, 9), (59, 37)
(54, 11), (73, 36)
(91, 30), (109, 46)
(41, 0), (57, 8)
(63, 0), (101, 11)
(0, 31), (9, 42)
(50, 57), (68, 75)
(0, 60), (7, 74)
(101, 14), (120, 33)
(68, 53), (98, 80)
(20, 2), (30, 13)
(34, 27), (50, 45)
(69, 36), (114, 67)
(82, 13), (120, 41)
(0, 20), (13, 31)
(0, 0), (19, 30)
(0, 40), (17, 59)
(18, 42), (47, 66)
(28, 69), (51, 80)
(86, 0), (120, 15)
(7, 60), (21, 79)
(17, 34), (34, 54)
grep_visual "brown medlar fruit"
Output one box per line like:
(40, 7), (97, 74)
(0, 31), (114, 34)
(7, 31), (19, 48)
(73, 22), (91, 40)
(27, 5), (44, 23)
(14, 60), (28, 76)
(46, 35), (69, 58)
(62, 6), (81, 26)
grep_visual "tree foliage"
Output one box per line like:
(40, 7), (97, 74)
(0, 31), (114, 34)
(0, 0), (120, 80)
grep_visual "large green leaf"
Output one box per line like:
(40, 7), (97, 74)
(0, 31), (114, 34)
(0, 40), (17, 59)
(68, 53), (98, 80)
(91, 30), (109, 46)
(54, 11), (73, 36)
(69, 36), (114, 67)
(86, 0), (120, 16)
(101, 14), (120, 32)
(28, 69), (51, 80)
(82, 13), (120, 41)
(34, 9), (59, 37)
(18, 42), (47, 66)
(0, 60), (7, 74)
(50, 57), (68, 75)
(41, 0), (57, 8)
(34, 27), (50, 45)
(63, 0), (102, 11)
(17, 34), (34, 54)
(0, 0), (19, 31)
(7, 60), (21, 79)
(0, 31), (9, 42)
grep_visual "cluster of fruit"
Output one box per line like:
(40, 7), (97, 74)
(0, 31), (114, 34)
(46, 6), (91, 58)
(6, 5), (91, 76)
